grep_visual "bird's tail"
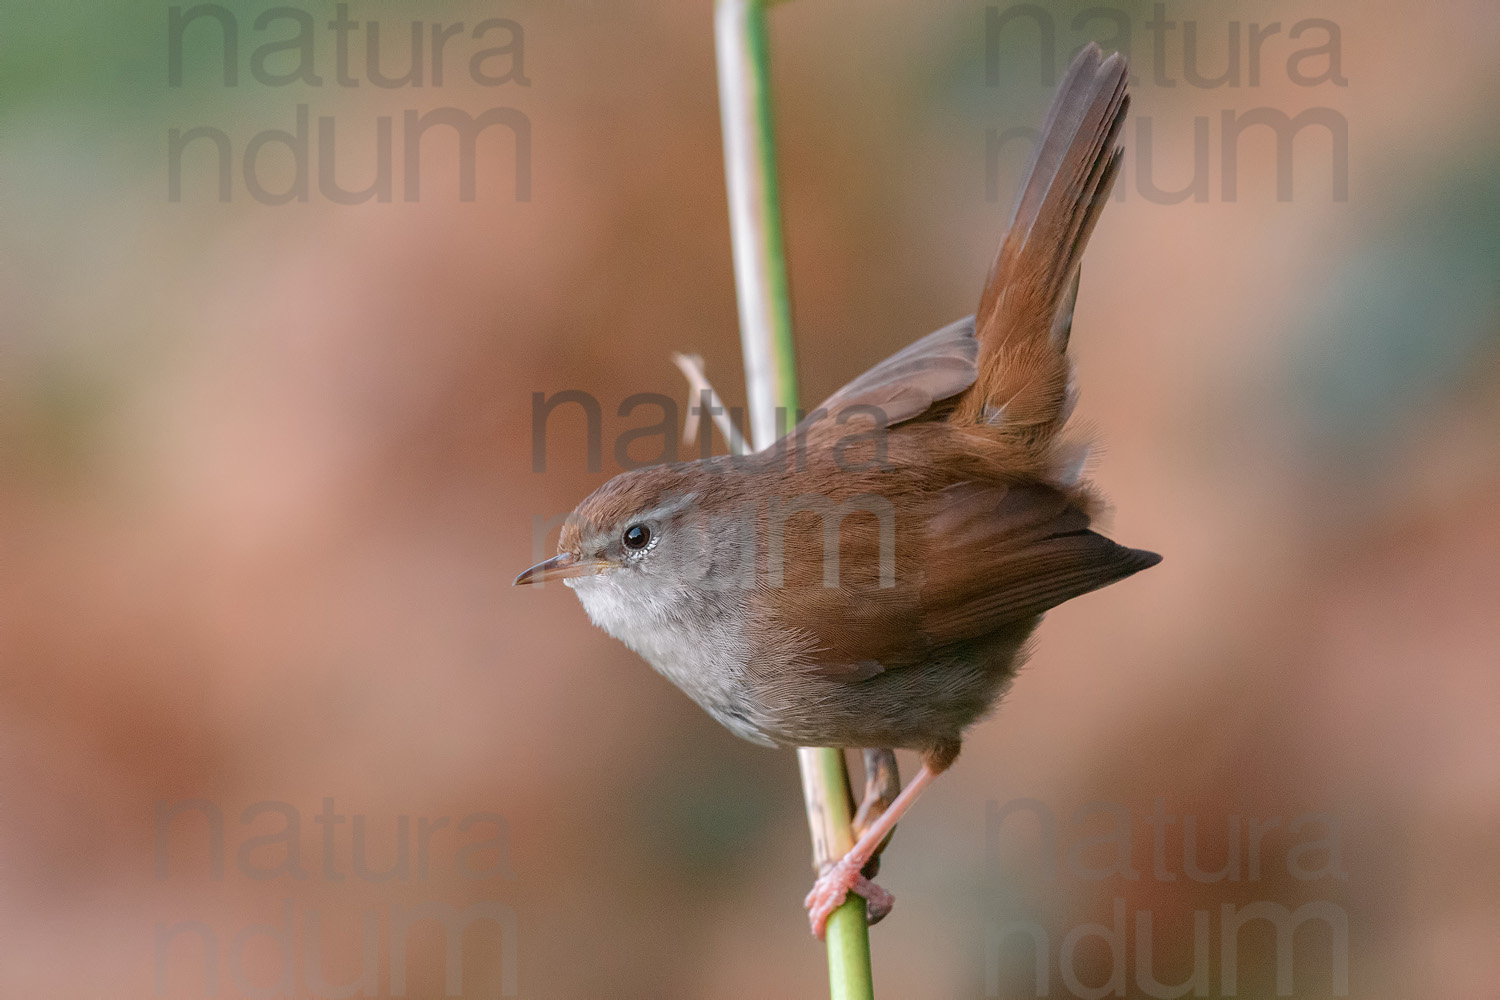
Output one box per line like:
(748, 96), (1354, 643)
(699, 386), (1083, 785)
(952, 44), (1128, 470)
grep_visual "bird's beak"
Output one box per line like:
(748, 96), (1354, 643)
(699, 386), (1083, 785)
(512, 552), (612, 586)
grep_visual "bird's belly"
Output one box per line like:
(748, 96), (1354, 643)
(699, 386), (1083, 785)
(568, 577), (1032, 751)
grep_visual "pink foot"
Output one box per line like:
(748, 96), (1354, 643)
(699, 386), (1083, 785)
(804, 858), (895, 938)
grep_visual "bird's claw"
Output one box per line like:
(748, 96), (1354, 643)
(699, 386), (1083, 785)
(804, 858), (895, 938)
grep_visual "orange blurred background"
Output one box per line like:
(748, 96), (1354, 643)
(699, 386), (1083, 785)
(2, 1), (1497, 996)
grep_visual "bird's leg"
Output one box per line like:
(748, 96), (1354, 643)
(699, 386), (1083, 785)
(804, 763), (936, 938)
(852, 748), (900, 880)
(804, 744), (958, 938)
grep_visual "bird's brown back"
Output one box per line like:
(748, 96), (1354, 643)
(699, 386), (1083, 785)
(741, 45), (1149, 703)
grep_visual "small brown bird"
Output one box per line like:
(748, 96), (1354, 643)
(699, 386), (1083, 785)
(515, 45), (1155, 937)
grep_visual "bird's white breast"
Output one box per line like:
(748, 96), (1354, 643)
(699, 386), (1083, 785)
(566, 574), (777, 746)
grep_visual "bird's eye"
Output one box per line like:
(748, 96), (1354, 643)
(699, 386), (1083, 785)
(622, 524), (651, 550)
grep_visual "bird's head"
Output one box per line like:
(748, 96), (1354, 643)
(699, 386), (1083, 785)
(513, 463), (746, 591)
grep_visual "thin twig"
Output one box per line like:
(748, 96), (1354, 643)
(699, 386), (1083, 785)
(713, 2), (876, 997)
(671, 352), (746, 452)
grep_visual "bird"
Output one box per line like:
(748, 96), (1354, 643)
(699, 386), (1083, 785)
(514, 43), (1155, 938)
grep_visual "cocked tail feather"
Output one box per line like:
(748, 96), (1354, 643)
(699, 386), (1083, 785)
(952, 43), (1129, 457)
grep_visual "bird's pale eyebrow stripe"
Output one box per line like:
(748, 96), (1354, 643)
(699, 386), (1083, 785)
(640, 492), (699, 522)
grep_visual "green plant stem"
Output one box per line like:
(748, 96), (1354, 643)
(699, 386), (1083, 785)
(713, 2), (875, 998)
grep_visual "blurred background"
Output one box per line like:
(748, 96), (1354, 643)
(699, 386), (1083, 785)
(2, 1), (1496, 996)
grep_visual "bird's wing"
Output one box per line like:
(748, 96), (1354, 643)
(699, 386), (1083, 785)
(753, 476), (1157, 679)
(792, 316), (978, 434)
(915, 481), (1158, 641)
